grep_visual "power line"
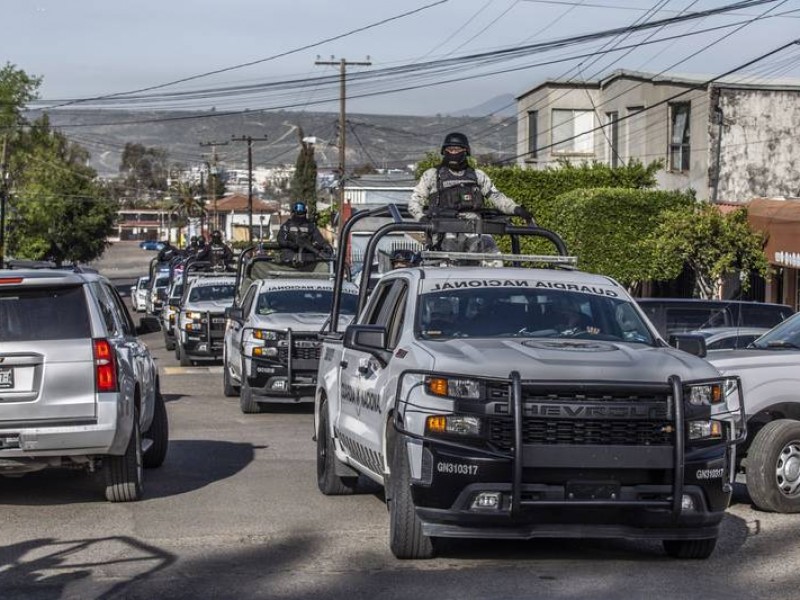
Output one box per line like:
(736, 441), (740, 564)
(37, 1), (448, 111)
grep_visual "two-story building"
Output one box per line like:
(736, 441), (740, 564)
(516, 69), (800, 202)
(516, 69), (800, 307)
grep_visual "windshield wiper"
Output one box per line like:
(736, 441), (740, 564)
(764, 340), (800, 350)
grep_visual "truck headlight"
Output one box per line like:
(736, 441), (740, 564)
(425, 376), (481, 399)
(253, 329), (281, 341)
(688, 420), (723, 440)
(426, 415), (482, 436)
(686, 382), (723, 405)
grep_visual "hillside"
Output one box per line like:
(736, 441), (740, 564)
(41, 108), (518, 177)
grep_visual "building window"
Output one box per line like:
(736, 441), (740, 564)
(552, 109), (594, 154)
(669, 102), (691, 172)
(605, 112), (619, 168)
(527, 110), (538, 158)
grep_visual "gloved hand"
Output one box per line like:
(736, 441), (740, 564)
(513, 205), (535, 225)
(419, 213), (431, 223)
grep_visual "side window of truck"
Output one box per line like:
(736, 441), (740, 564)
(386, 283), (409, 350)
(362, 281), (395, 325)
(241, 285), (258, 317)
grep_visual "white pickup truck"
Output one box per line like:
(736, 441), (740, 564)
(313, 206), (746, 560)
(705, 311), (800, 513)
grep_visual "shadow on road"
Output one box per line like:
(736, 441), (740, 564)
(0, 535), (175, 600)
(0, 440), (254, 505)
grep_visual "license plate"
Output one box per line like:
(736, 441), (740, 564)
(0, 367), (14, 389)
(566, 481), (619, 501)
(212, 318), (225, 324)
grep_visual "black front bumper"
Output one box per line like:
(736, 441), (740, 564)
(395, 371), (742, 541)
(247, 357), (317, 398)
(411, 441), (729, 540)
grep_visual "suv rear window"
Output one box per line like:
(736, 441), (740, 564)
(0, 286), (91, 341)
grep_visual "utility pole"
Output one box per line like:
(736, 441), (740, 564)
(315, 57), (371, 239)
(0, 134), (9, 267)
(230, 135), (268, 242)
(199, 140), (229, 232)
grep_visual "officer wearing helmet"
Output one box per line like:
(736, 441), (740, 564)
(197, 230), (233, 269)
(409, 132), (535, 252)
(277, 201), (333, 264)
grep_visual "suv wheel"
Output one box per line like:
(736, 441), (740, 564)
(316, 406), (358, 495)
(143, 391), (169, 468)
(104, 407), (144, 502)
(388, 435), (434, 559)
(747, 419), (800, 512)
(662, 538), (717, 559)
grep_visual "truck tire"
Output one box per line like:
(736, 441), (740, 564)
(174, 342), (181, 361)
(179, 348), (193, 367)
(223, 355), (239, 397)
(746, 419), (800, 513)
(316, 407), (358, 495)
(239, 377), (261, 414)
(165, 336), (175, 351)
(104, 408), (144, 502)
(388, 435), (434, 559)
(143, 391), (169, 469)
(662, 538), (717, 559)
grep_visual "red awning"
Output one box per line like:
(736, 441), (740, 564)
(747, 198), (800, 266)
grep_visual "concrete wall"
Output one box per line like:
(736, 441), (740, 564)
(713, 87), (800, 202)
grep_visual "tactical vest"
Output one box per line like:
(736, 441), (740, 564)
(429, 167), (484, 212)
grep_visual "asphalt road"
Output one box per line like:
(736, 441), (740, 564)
(1, 243), (799, 599)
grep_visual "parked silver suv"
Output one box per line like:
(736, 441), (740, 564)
(0, 268), (169, 501)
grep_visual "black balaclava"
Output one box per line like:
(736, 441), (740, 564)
(443, 150), (468, 171)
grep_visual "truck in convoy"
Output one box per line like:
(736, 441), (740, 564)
(313, 205), (746, 560)
(223, 245), (357, 413)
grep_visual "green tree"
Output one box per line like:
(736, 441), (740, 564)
(550, 187), (695, 291)
(649, 203), (770, 299)
(7, 115), (115, 265)
(290, 128), (318, 212)
(0, 62), (40, 132)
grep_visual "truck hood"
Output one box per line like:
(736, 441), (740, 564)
(414, 338), (720, 383)
(251, 312), (353, 332)
(707, 349), (800, 376)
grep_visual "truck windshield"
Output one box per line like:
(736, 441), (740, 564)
(257, 290), (358, 316)
(416, 288), (654, 344)
(188, 284), (234, 302)
(749, 312), (800, 349)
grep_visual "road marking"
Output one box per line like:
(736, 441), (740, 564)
(162, 366), (224, 375)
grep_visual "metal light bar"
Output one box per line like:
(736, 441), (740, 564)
(420, 251), (578, 267)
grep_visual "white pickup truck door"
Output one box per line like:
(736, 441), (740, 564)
(228, 284), (257, 381)
(337, 279), (409, 476)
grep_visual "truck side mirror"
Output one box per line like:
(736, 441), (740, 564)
(225, 306), (244, 322)
(344, 324), (390, 366)
(669, 333), (708, 358)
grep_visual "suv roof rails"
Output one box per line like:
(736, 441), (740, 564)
(3, 259), (97, 273)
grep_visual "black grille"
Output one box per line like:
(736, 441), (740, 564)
(489, 417), (673, 450)
(278, 346), (322, 361)
(486, 383), (668, 404)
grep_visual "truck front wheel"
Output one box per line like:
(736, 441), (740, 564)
(747, 419), (800, 513)
(388, 436), (434, 559)
(316, 406), (358, 495)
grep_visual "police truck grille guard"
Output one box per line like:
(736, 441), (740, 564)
(393, 371), (694, 519)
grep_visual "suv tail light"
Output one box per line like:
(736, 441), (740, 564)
(93, 338), (118, 392)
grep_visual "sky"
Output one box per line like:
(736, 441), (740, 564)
(4, 0), (800, 117)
